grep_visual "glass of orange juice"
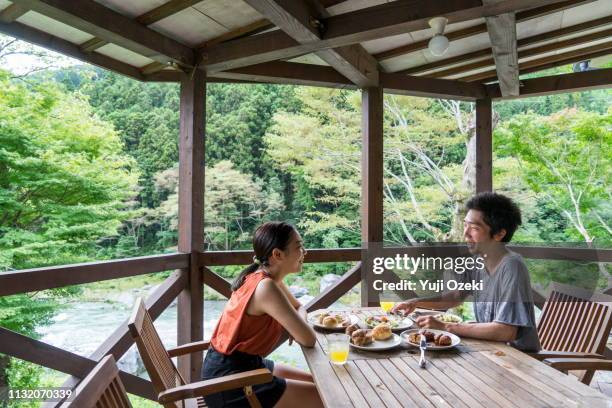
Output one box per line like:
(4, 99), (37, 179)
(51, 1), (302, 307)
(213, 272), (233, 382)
(380, 301), (395, 313)
(327, 334), (350, 365)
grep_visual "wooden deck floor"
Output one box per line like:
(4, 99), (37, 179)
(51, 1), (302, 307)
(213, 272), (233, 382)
(592, 371), (612, 397)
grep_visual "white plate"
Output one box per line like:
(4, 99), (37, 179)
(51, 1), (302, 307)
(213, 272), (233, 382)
(400, 329), (461, 350)
(434, 313), (463, 324)
(350, 333), (401, 351)
(308, 312), (356, 331)
(365, 315), (414, 331)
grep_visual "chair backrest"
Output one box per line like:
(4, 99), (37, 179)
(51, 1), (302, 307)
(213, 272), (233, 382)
(538, 282), (612, 354)
(60, 355), (132, 408)
(128, 298), (186, 408)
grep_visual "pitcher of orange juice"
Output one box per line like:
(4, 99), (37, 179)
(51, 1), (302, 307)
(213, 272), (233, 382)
(327, 334), (349, 365)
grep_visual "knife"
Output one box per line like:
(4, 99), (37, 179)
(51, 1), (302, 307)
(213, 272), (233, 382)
(419, 334), (427, 368)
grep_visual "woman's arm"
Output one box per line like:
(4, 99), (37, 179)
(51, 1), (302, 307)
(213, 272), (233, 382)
(250, 279), (316, 347)
(278, 281), (302, 310)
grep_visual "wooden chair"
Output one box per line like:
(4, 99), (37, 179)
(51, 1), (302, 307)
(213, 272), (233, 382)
(128, 298), (272, 408)
(531, 282), (612, 384)
(60, 355), (132, 408)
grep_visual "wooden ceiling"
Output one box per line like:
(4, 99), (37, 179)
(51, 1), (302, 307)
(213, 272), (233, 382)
(0, 0), (610, 99)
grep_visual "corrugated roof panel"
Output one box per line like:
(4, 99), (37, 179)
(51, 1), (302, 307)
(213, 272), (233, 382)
(561, 0), (612, 27)
(150, 7), (226, 46)
(17, 11), (95, 44)
(93, 0), (168, 19)
(381, 50), (429, 72)
(95, 43), (155, 67)
(326, 0), (388, 16)
(361, 33), (415, 55)
(192, 0), (261, 31)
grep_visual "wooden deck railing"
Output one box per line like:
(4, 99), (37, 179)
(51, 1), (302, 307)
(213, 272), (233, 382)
(0, 245), (610, 405)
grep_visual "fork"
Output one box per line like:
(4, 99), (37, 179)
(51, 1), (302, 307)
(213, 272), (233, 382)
(419, 335), (427, 368)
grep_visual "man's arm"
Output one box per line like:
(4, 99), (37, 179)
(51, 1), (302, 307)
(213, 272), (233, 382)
(392, 290), (467, 314)
(418, 317), (517, 342)
(449, 321), (517, 342)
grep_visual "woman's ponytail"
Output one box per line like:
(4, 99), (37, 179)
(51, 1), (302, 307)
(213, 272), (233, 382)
(231, 262), (260, 291)
(230, 221), (296, 291)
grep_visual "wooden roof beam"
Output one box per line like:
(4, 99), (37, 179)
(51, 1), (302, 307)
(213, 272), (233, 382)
(381, 72), (487, 101)
(430, 26), (612, 78)
(213, 61), (485, 100)
(0, 3), (30, 23)
(201, 0), (574, 73)
(213, 61), (356, 88)
(401, 14), (612, 76)
(243, 0), (378, 87)
(459, 40), (612, 82)
(374, 0), (594, 62)
(483, 1), (519, 96)
(11, 0), (194, 67)
(0, 19), (147, 81)
(487, 67), (612, 99)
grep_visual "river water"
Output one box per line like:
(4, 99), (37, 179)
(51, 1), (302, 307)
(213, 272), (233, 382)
(39, 297), (309, 377)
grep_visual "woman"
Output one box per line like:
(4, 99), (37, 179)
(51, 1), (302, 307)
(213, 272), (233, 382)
(203, 221), (323, 408)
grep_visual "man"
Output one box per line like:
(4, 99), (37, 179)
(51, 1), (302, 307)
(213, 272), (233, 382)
(392, 192), (540, 351)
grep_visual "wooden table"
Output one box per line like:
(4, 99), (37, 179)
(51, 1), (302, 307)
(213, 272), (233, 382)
(302, 308), (612, 408)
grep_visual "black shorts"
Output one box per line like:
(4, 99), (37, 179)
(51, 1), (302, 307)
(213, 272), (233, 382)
(201, 348), (287, 408)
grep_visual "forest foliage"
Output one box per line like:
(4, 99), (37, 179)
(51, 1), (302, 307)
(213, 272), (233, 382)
(0, 57), (610, 401)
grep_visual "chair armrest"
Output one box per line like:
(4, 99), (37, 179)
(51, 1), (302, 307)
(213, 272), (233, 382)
(544, 358), (612, 372)
(167, 340), (210, 357)
(529, 351), (605, 361)
(158, 368), (273, 403)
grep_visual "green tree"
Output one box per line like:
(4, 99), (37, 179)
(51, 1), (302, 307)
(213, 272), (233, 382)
(265, 88), (469, 246)
(0, 70), (138, 396)
(155, 160), (284, 251)
(496, 108), (611, 284)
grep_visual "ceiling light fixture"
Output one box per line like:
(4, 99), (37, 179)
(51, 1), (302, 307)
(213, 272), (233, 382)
(428, 17), (449, 57)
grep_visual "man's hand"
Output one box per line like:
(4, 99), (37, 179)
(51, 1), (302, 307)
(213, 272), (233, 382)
(391, 299), (419, 315)
(416, 315), (448, 331)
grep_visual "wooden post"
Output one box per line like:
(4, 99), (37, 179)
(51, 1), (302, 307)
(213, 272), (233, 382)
(361, 87), (384, 306)
(177, 69), (205, 382)
(475, 97), (493, 193)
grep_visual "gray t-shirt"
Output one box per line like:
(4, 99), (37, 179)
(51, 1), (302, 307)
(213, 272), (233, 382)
(461, 251), (541, 352)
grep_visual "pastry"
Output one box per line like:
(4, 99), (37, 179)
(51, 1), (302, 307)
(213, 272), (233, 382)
(436, 334), (452, 346)
(371, 323), (393, 340)
(345, 323), (360, 336)
(322, 316), (338, 328)
(317, 312), (329, 324)
(408, 332), (421, 344)
(351, 329), (373, 346)
(419, 329), (435, 342)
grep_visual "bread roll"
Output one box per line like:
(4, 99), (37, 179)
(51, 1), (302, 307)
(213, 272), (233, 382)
(371, 323), (393, 340)
(322, 316), (338, 328)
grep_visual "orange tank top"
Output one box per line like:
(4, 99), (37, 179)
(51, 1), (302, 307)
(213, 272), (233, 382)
(210, 271), (283, 356)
